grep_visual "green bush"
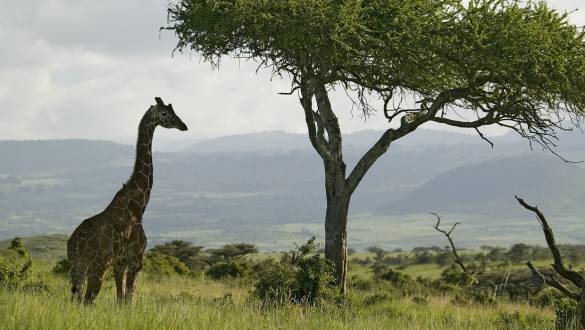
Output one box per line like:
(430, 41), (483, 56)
(363, 292), (393, 306)
(52, 258), (70, 275)
(531, 287), (578, 329)
(253, 237), (339, 306)
(371, 264), (422, 296)
(151, 240), (208, 272)
(143, 251), (191, 278)
(250, 258), (277, 279)
(8, 237), (30, 259)
(206, 261), (250, 280)
(208, 243), (258, 262)
(439, 265), (476, 286)
(531, 287), (574, 308)
(348, 275), (375, 291)
(0, 255), (32, 289)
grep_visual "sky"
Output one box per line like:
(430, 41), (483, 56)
(0, 0), (584, 144)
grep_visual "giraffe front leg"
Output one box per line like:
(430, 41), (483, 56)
(124, 257), (143, 302)
(113, 259), (127, 302)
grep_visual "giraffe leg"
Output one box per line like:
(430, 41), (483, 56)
(113, 259), (127, 302)
(84, 262), (108, 305)
(124, 258), (143, 302)
(69, 260), (86, 302)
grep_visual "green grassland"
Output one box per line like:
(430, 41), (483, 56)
(0, 236), (564, 330)
(0, 266), (553, 330)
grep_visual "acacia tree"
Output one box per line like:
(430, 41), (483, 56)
(167, 0), (585, 293)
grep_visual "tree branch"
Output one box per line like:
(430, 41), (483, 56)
(527, 261), (580, 302)
(314, 82), (342, 154)
(516, 196), (585, 288)
(430, 112), (501, 128)
(299, 76), (331, 161)
(475, 128), (494, 148)
(431, 212), (468, 274)
(346, 86), (476, 193)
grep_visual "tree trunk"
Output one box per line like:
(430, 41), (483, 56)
(577, 290), (585, 330)
(324, 194), (349, 294)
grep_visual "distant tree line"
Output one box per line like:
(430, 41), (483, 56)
(357, 244), (585, 269)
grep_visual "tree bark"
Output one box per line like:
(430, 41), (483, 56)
(325, 175), (350, 294)
(577, 290), (585, 330)
(298, 72), (427, 294)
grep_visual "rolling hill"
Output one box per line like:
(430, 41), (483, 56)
(376, 154), (585, 215)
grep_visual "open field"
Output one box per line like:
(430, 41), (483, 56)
(0, 264), (554, 330)
(0, 236), (568, 330)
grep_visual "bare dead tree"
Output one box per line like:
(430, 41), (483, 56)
(516, 196), (585, 329)
(431, 212), (468, 274)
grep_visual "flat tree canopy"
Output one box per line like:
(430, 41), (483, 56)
(169, 0), (585, 142)
(167, 0), (585, 292)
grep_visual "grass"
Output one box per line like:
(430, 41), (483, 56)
(0, 262), (556, 330)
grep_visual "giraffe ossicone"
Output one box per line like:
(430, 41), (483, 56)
(67, 97), (188, 304)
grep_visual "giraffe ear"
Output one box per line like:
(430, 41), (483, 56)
(155, 97), (164, 106)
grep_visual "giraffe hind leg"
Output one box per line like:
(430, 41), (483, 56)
(84, 262), (108, 305)
(69, 261), (86, 302)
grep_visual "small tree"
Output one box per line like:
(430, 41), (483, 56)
(254, 237), (338, 305)
(167, 0), (585, 292)
(516, 196), (585, 329)
(208, 243), (258, 262)
(151, 240), (207, 271)
(9, 237), (29, 259)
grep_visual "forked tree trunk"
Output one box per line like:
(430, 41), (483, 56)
(299, 75), (409, 294)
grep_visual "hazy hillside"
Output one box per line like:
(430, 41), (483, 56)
(0, 234), (67, 260)
(377, 154), (585, 215)
(184, 129), (491, 154)
(0, 129), (583, 249)
(0, 140), (132, 174)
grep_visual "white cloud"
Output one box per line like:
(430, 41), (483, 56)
(0, 0), (583, 142)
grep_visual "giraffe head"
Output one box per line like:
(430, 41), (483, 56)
(151, 97), (188, 131)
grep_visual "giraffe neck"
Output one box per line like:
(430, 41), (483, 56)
(128, 110), (156, 193)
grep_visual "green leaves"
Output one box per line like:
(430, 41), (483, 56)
(167, 0), (585, 140)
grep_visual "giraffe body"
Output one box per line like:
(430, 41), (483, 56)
(67, 97), (187, 304)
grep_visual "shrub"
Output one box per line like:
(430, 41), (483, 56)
(0, 255), (32, 289)
(440, 265), (476, 286)
(21, 280), (50, 293)
(371, 264), (421, 295)
(348, 275), (374, 291)
(208, 243), (258, 263)
(8, 237), (30, 259)
(206, 261), (250, 280)
(363, 292), (392, 306)
(151, 240), (208, 272)
(250, 258), (277, 279)
(52, 258), (70, 275)
(253, 237), (339, 306)
(143, 251), (190, 278)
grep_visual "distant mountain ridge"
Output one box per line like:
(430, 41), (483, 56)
(376, 154), (585, 215)
(1, 130), (584, 248)
(0, 139), (132, 174)
(182, 129), (494, 154)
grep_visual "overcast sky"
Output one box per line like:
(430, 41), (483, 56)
(0, 1), (584, 144)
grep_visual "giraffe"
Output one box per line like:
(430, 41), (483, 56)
(67, 97), (188, 304)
